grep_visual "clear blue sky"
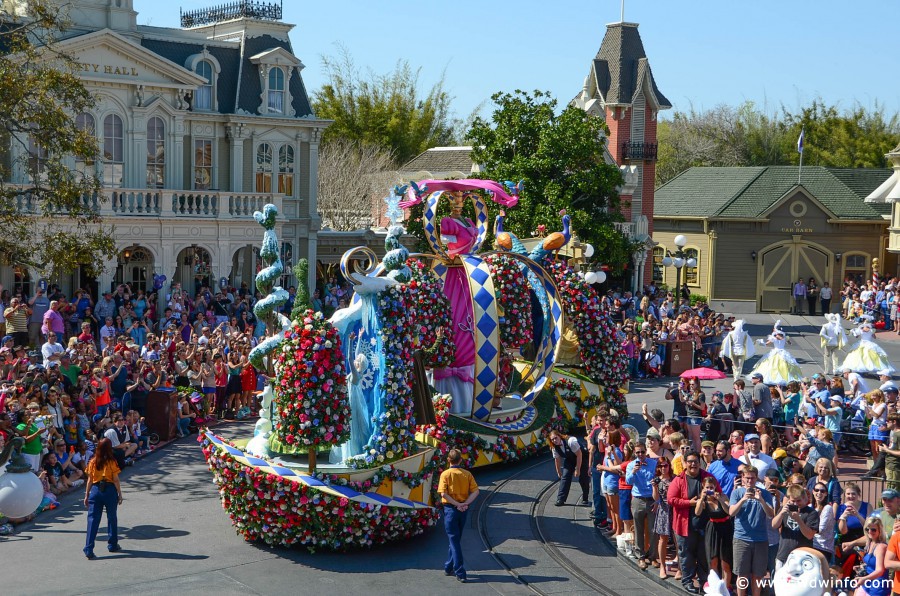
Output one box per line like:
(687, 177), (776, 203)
(143, 0), (899, 123)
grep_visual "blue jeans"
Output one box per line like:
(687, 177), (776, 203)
(443, 505), (468, 579)
(591, 467), (608, 523)
(177, 417), (191, 436)
(84, 483), (118, 555)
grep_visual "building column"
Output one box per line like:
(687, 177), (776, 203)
(173, 117), (185, 190)
(98, 258), (117, 295)
(306, 128), (321, 219)
(227, 123), (244, 193)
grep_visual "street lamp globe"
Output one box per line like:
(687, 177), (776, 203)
(661, 256), (673, 267)
(595, 270), (607, 284)
(674, 257), (685, 268)
(583, 244), (595, 258)
(686, 258), (697, 268)
(674, 234), (688, 249)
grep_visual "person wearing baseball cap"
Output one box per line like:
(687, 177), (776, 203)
(740, 433), (776, 477)
(875, 489), (900, 539)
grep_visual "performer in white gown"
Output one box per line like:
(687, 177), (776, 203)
(840, 315), (896, 375)
(818, 313), (848, 375)
(748, 321), (802, 385)
(720, 319), (755, 381)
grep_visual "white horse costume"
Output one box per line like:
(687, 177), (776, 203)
(841, 315), (895, 375)
(819, 313), (848, 375)
(720, 319), (755, 381)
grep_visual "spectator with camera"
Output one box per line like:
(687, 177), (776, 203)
(729, 465), (775, 596)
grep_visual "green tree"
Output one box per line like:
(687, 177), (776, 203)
(656, 100), (899, 185)
(0, 0), (115, 278)
(312, 46), (455, 165)
(465, 90), (635, 271)
(781, 100), (900, 168)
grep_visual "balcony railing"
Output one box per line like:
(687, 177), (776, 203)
(10, 186), (283, 220)
(180, 0), (283, 28)
(620, 141), (658, 162)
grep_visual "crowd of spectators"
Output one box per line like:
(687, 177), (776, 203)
(579, 277), (900, 595)
(0, 280), (290, 523)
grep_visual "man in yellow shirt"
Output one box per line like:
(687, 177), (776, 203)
(438, 448), (479, 582)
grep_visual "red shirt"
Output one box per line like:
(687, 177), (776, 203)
(618, 459), (634, 491)
(667, 470), (721, 537)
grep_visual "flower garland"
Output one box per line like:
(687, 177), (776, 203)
(269, 310), (350, 454)
(484, 253), (533, 350)
(200, 435), (440, 551)
(405, 258), (454, 367)
(350, 285), (417, 468)
(544, 259), (629, 388)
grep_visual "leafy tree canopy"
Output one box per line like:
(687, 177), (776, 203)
(657, 99), (900, 186)
(312, 46), (456, 165)
(0, 0), (116, 278)
(465, 90), (636, 271)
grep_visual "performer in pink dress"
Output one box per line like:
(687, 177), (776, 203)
(435, 191), (478, 416)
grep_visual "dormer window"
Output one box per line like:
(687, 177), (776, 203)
(267, 67), (285, 114)
(249, 47), (303, 116)
(185, 50), (221, 112)
(194, 60), (214, 111)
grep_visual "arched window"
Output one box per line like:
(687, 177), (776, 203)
(255, 143), (273, 192)
(278, 145), (294, 196)
(843, 253), (869, 285)
(652, 246), (665, 284)
(13, 265), (31, 297)
(684, 248), (700, 286)
(267, 67), (284, 114)
(146, 117), (165, 188)
(75, 113), (95, 179)
(194, 60), (213, 111)
(103, 114), (124, 188)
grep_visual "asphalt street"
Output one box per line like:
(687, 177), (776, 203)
(5, 313), (896, 595)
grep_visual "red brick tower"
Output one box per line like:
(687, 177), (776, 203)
(572, 21), (670, 290)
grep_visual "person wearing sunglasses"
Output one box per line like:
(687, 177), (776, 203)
(810, 482), (836, 563)
(854, 517), (890, 596)
(15, 402), (45, 471)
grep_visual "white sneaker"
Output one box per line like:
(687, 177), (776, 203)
(72, 479), (85, 487)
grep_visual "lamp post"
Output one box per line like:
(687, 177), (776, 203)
(661, 235), (697, 306)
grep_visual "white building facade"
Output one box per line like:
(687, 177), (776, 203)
(2, 0), (327, 298)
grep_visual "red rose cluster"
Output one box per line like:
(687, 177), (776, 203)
(484, 253), (533, 350)
(271, 310), (351, 452)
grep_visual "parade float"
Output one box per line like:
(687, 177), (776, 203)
(200, 178), (629, 551)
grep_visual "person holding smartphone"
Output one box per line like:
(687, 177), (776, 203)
(729, 465), (775, 596)
(772, 484), (819, 569)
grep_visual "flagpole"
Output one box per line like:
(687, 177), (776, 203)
(797, 126), (804, 185)
(798, 145), (803, 185)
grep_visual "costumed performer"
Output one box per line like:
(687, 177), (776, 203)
(819, 313), (848, 376)
(328, 278), (390, 463)
(841, 315), (896, 376)
(435, 190), (478, 416)
(748, 320), (802, 385)
(720, 319), (755, 381)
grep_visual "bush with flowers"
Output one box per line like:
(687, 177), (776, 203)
(543, 259), (629, 388)
(200, 434), (440, 551)
(484, 253), (533, 350)
(405, 258), (454, 367)
(268, 310), (350, 455)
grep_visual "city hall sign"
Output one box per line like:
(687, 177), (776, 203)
(75, 62), (139, 77)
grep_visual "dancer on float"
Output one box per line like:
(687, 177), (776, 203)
(398, 180), (520, 417)
(748, 320), (802, 385)
(841, 315), (896, 376)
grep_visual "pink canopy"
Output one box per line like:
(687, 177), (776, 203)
(679, 367), (727, 380)
(397, 179), (520, 209)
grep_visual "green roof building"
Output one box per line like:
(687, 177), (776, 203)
(652, 166), (892, 313)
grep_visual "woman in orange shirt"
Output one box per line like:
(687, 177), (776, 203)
(83, 437), (123, 559)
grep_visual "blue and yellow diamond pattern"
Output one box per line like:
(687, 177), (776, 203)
(462, 255), (500, 420)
